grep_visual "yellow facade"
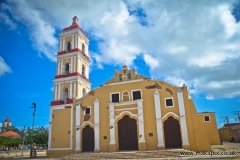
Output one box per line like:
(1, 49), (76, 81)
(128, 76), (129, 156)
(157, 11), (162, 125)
(47, 17), (220, 157)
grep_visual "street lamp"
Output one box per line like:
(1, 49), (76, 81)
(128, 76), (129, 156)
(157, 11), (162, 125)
(29, 103), (37, 130)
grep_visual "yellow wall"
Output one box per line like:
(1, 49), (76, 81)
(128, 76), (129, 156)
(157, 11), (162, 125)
(51, 108), (71, 148)
(198, 113), (220, 145)
(218, 127), (231, 140)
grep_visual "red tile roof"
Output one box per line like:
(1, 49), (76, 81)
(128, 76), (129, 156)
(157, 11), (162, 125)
(3, 116), (11, 122)
(62, 23), (88, 38)
(0, 131), (20, 137)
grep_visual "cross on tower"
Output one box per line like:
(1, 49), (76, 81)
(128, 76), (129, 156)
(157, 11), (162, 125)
(124, 59), (127, 65)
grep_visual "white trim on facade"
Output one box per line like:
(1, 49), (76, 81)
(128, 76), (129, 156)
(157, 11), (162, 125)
(153, 91), (165, 148)
(103, 79), (144, 86)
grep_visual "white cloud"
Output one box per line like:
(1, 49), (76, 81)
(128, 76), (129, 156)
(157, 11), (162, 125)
(50, 87), (54, 91)
(2, 0), (240, 99)
(0, 56), (11, 76)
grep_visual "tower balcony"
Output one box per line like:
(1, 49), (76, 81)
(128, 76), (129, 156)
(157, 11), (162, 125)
(54, 72), (90, 82)
(57, 48), (90, 61)
(50, 98), (73, 106)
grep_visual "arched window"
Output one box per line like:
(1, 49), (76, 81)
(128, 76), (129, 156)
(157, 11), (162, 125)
(127, 73), (131, 80)
(82, 65), (85, 77)
(82, 88), (86, 96)
(119, 74), (122, 82)
(82, 43), (85, 54)
(67, 42), (71, 52)
(122, 91), (129, 101)
(65, 63), (69, 76)
(62, 88), (68, 104)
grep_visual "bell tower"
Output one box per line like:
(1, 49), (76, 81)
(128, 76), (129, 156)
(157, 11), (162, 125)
(50, 16), (91, 106)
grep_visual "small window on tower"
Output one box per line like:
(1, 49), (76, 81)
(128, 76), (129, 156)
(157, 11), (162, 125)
(65, 63), (69, 76)
(67, 42), (71, 52)
(85, 108), (91, 115)
(127, 73), (131, 80)
(82, 43), (85, 54)
(124, 70), (126, 73)
(119, 74), (122, 82)
(82, 65), (85, 77)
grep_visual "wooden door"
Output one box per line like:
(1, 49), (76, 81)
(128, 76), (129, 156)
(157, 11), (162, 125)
(118, 115), (138, 150)
(82, 125), (94, 152)
(164, 116), (182, 148)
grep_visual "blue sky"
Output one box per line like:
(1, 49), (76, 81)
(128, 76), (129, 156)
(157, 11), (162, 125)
(0, 0), (240, 129)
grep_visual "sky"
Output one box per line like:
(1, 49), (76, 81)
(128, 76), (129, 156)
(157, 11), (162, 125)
(0, 0), (240, 129)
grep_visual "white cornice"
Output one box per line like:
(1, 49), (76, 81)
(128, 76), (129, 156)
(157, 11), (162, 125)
(59, 28), (89, 43)
(56, 51), (91, 63)
(104, 79), (144, 86)
(53, 76), (92, 86)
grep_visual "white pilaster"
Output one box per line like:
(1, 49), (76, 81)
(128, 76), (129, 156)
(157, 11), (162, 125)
(79, 58), (82, 74)
(154, 91), (164, 147)
(59, 38), (61, 51)
(94, 99), (100, 150)
(73, 81), (76, 98)
(57, 60), (60, 75)
(177, 89), (189, 146)
(74, 56), (76, 72)
(70, 57), (73, 73)
(69, 82), (72, 99)
(109, 104), (116, 144)
(54, 84), (57, 100)
(86, 42), (89, 55)
(72, 35), (74, 49)
(62, 37), (65, 51)
(76, 101), (81, 151)
(137, 99), (145, 142)
(86, 64), (89, 79)
(75, 35), (77, 49)
(77, 82), (81, 98)
(60, 59), (63, 75)
(58, 83), (61, 100)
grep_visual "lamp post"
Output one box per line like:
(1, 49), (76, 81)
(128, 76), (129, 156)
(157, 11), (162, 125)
(21, 125), (25, 156)
(29, 103), (36, 146)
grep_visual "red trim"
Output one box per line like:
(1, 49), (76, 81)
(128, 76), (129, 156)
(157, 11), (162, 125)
(62, 23), (88, 38)
(67, 98), (73, 104)
(57, 48), (90, 61)
(54, 72), (91, 82)
(51, 100), (64, 106)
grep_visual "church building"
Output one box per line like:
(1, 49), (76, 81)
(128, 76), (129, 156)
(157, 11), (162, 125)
(47, 16), (220, 157)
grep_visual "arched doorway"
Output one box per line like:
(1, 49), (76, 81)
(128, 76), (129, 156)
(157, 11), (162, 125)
(82, 125), (94, 152)
(164, 116), (182, 148)
(62, 88), (68, 104)
(118, 115), (138, 150)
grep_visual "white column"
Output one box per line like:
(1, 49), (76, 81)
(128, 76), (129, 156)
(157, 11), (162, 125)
(75, 35), (77, 49)
(86, 64), (89, 79)
(77, 82), (81, 98)
(57, 60), (60, 75)
(59, 38), (61, 51)
(54, 84), (57, 100)
(137, 99), (146, 142)
(70, 57), (73, 73)
(177, 88), (189, 146)
(86, 42), (89, 55)
(73, 81), (76, 98)
(109, 104), (116, 144)
(154, 91), (164, 147)
(74, 56), (76, 72)
(62, 37), (65, 51)
(60, 59), (63, 75)
(69, 82), (72, 99)
(94, 99), (100, 150)
(76, 35), (79, 48)
(76, 101), (81, 151)
(58, 83), (61, 100)
(79, 58), (82, 74)
(72, 35), (74, 49)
